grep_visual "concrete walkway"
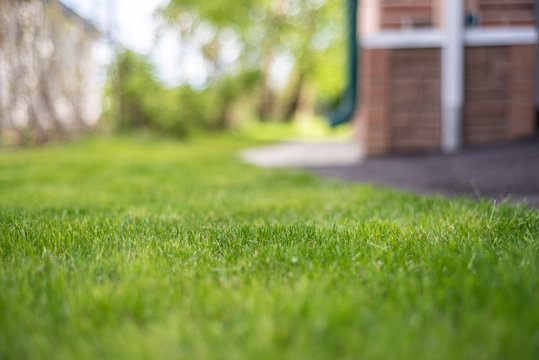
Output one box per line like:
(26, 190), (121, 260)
(240, 141), (362, 168)
(241, 138), (539, 208)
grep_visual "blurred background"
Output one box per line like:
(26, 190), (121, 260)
(1, 0), (538, 155)
(0, 0), (349, 146)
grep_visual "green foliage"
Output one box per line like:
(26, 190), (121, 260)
(104, 1), (350, 134)
(158, 0), (348, 119)
(104, 50), (157, 130)
(104, 49), (262, 136)
(104, 49), (218, 137)
(238, 116), (352, 142)
(1, 135), (539, 359)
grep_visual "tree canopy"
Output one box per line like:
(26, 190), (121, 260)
(104, 1), (349, 135)
(158, 0), (347, 121)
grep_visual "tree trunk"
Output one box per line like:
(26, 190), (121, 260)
(257, 52), (275, 122)
(216, 97), (232, 129)
(282, 71), (305, 122)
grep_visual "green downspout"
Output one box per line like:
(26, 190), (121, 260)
(328, 0), (359, 127)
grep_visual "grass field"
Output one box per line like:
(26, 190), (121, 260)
(1, 134), (538, 359)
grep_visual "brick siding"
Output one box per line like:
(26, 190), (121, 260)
(380, 0), (435, 29)
(356, 49), (391, 154)
(464, 45), (536, 145)
(466, 0), (536, 27)
(356, 44), (536, 155)
(356, 1), (537, 155)
(378, 0), (536, 29)
(388, 49), (441, 151)
(356, 48), (442, 154)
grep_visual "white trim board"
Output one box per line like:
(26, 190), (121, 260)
(464, 27), (538, 46)
(361, 27), (538, 49)
(361, 30), (444, 49)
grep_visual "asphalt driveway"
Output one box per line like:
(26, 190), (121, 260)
(242, 137), (539, 207)
(313, 138), (539, 207)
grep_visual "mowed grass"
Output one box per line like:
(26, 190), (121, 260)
(0, 134), (538, 359)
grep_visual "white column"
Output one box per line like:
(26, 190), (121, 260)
(360, 0), (380, 36)
(441, 0), (464, 153)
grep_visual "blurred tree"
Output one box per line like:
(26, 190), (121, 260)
(104, 49), (260, 135)
(0, 0), (101, 145)
(108, 50), (158, 130)
(214, 69), (261, 128)
(105, 49), (209, 136)
(157, 0), (346, 123)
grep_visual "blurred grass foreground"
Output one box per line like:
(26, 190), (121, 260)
(1, 134), (539, 359)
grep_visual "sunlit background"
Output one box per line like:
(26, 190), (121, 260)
(63, 0), (219, 86)
(0, 0), (348, 145)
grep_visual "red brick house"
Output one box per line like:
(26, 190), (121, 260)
(353, 0), (537, 155)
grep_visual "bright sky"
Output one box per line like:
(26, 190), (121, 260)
(62, 0), (207, 86)
(62, 0), (293, 90)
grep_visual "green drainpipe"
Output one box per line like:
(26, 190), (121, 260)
(328, 0), (359, 127)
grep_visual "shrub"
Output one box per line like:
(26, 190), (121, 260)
(104, 49), (220, 137)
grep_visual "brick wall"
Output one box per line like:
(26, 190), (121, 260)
(356, 0), (537, 155)
(378, 0), (536, 30)
(465, 0), (536, 27)
(464, 45), (536, 145)
(356, 48), (442, 155)
(356, 44), (535, 155)
(356, 49), (391, 154)
(380, 0), (435, 29)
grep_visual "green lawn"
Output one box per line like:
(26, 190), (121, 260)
(1, 135), (538, 359)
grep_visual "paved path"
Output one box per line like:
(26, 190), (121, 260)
(240, 141), (362, 168)
(241, 138), (539, 208)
